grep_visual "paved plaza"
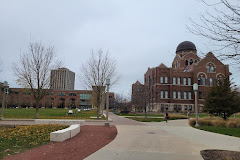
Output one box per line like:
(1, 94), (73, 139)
(1, 113), (240, 160)
(86, 113), (240, 160)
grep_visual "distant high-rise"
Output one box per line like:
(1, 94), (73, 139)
(50, 68), (75, 90)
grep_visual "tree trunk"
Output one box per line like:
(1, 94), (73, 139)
(35, 101), (39, 119)
(145, 106), (147, 120)
(97, 104), (100, 120)
(223, 112), (226, 120)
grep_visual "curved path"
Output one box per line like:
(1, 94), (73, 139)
(85, 116), (240, 160)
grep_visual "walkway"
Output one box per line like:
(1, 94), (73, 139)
(85, 118), (240, 160)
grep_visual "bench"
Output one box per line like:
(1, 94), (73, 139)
(50, 124), (80, 142)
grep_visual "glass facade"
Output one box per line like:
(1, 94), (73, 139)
(80, 94), (91, 100)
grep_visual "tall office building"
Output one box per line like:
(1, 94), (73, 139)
(50, 68), (75, 90)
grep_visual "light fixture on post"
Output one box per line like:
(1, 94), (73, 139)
(193, 83), (199, 127)
(1, 81), (9, 120)
(105, 78), (110, 126)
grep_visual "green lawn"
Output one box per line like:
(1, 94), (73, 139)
(126, 117), (165, 122)
(115, 113), (164, 117)
(196, 126), (240, 138)
(0, 124), (67, 159)
(2, 108), (104, 119)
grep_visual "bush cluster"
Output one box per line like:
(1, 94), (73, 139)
(189, 117), (240, 128)
(164, 114), (187, 120)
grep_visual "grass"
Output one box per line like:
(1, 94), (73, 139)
(126, 117), (166, 122)
(0, 124), (68, 159)
(197, 126), (240, 138)
(115, 113), (164, 117)
(2, 108), (104, 119)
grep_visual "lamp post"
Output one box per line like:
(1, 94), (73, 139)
(105, 78), (110, 126)
(1, 81), (9, 120)
(193, 83), (199, 127)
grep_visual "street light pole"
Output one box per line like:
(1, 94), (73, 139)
(193, 83), (199, 127)
(105, 78), (110, 126)
(1, 81), (8, 120)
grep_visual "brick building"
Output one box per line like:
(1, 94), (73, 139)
(132, 41), (231, 113)
(50, 68), (75, 90)
(0, 83), (114, 109)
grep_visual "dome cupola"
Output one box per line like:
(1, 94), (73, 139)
(176, 41), (196, 52)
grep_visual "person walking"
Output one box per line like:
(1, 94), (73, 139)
(187, 110), (190, 122)
(165, 110), (169, 123)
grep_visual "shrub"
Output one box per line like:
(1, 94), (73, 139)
(189, 117), (240, 128)
(164, 114), (187, 120)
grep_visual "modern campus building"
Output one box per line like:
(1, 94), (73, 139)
(50, 68), (75, 90)
(132, 41), (231, 113)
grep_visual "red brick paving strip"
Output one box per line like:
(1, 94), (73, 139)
(3, 126), (117, 160)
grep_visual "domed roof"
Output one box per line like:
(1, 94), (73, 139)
(176, 41), (196, 52)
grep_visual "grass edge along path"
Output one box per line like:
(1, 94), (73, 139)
(194, 126), (240, 138)
(0, 124), (68, 159)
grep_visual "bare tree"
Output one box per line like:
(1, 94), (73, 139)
(81, 49), (119, 119)
(13, 42), (62, 119)
(115, 93), (129, 112)
(188, 0), (240, 65)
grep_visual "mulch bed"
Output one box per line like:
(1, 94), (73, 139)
(200, 149), (240, 160)
(3, 126), (117, 160)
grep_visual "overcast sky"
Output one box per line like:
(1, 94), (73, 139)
(1, 0), (239, 97)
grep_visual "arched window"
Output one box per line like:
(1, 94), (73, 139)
(189, 59), (193, 65)
(207, 63), (215, 73)
(185, 60), (188, 66)
(176, 61), (179, 68)
(198, 74), (206, 85)
(217, 73), (224, 80)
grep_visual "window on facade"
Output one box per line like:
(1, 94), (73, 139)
(58, 92), (61, 96)
(174, 105), (177, 110)
(185, 60), (188, 66)
(188, 78), (191, 85)
(189, 105), (192, 111)
(165, 91), (168, 98)
(210, 78), (213, 87)
(198, 74), (206, 85)
(69, 92), (73, 96)
(73, 93), (76, 96)
(80, 94), (91, 100)
(178, 105), (182, 111)
(160, 77), (163, 84)
(178, 91), (181, 99)
(165, 104), (169, 110)
(184, 91), (187, 99)
(176, 61), (179, 68)
(173, 91), (176, 99)
(189, 59), (193, 65)
(173, 77), (176, 84)
(188, 92), (192, 99)
(207, 63), (215, 73)
(184, 105), (188, 110)
(23, 91), (26, 95)
(177, 77), (181, 85)
(183, 78), (187, 85)
(28, 92), (31, 95)
(62, 92), (65, 96)
(15, 92), (19, 94)
(165, 77), (168, 84)
(160, 91), (164, 99)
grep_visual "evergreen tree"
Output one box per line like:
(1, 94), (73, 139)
(203, 78), (240, 120)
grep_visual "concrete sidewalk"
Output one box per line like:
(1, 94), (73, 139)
(85, 119), (240, 160)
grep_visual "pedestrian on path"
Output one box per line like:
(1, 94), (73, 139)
(187, 110), (190, 122)
(165, 110), (169, 123)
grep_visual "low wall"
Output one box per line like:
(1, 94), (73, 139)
(34, 119), (85, 126)
(50, 124), (80, 142)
